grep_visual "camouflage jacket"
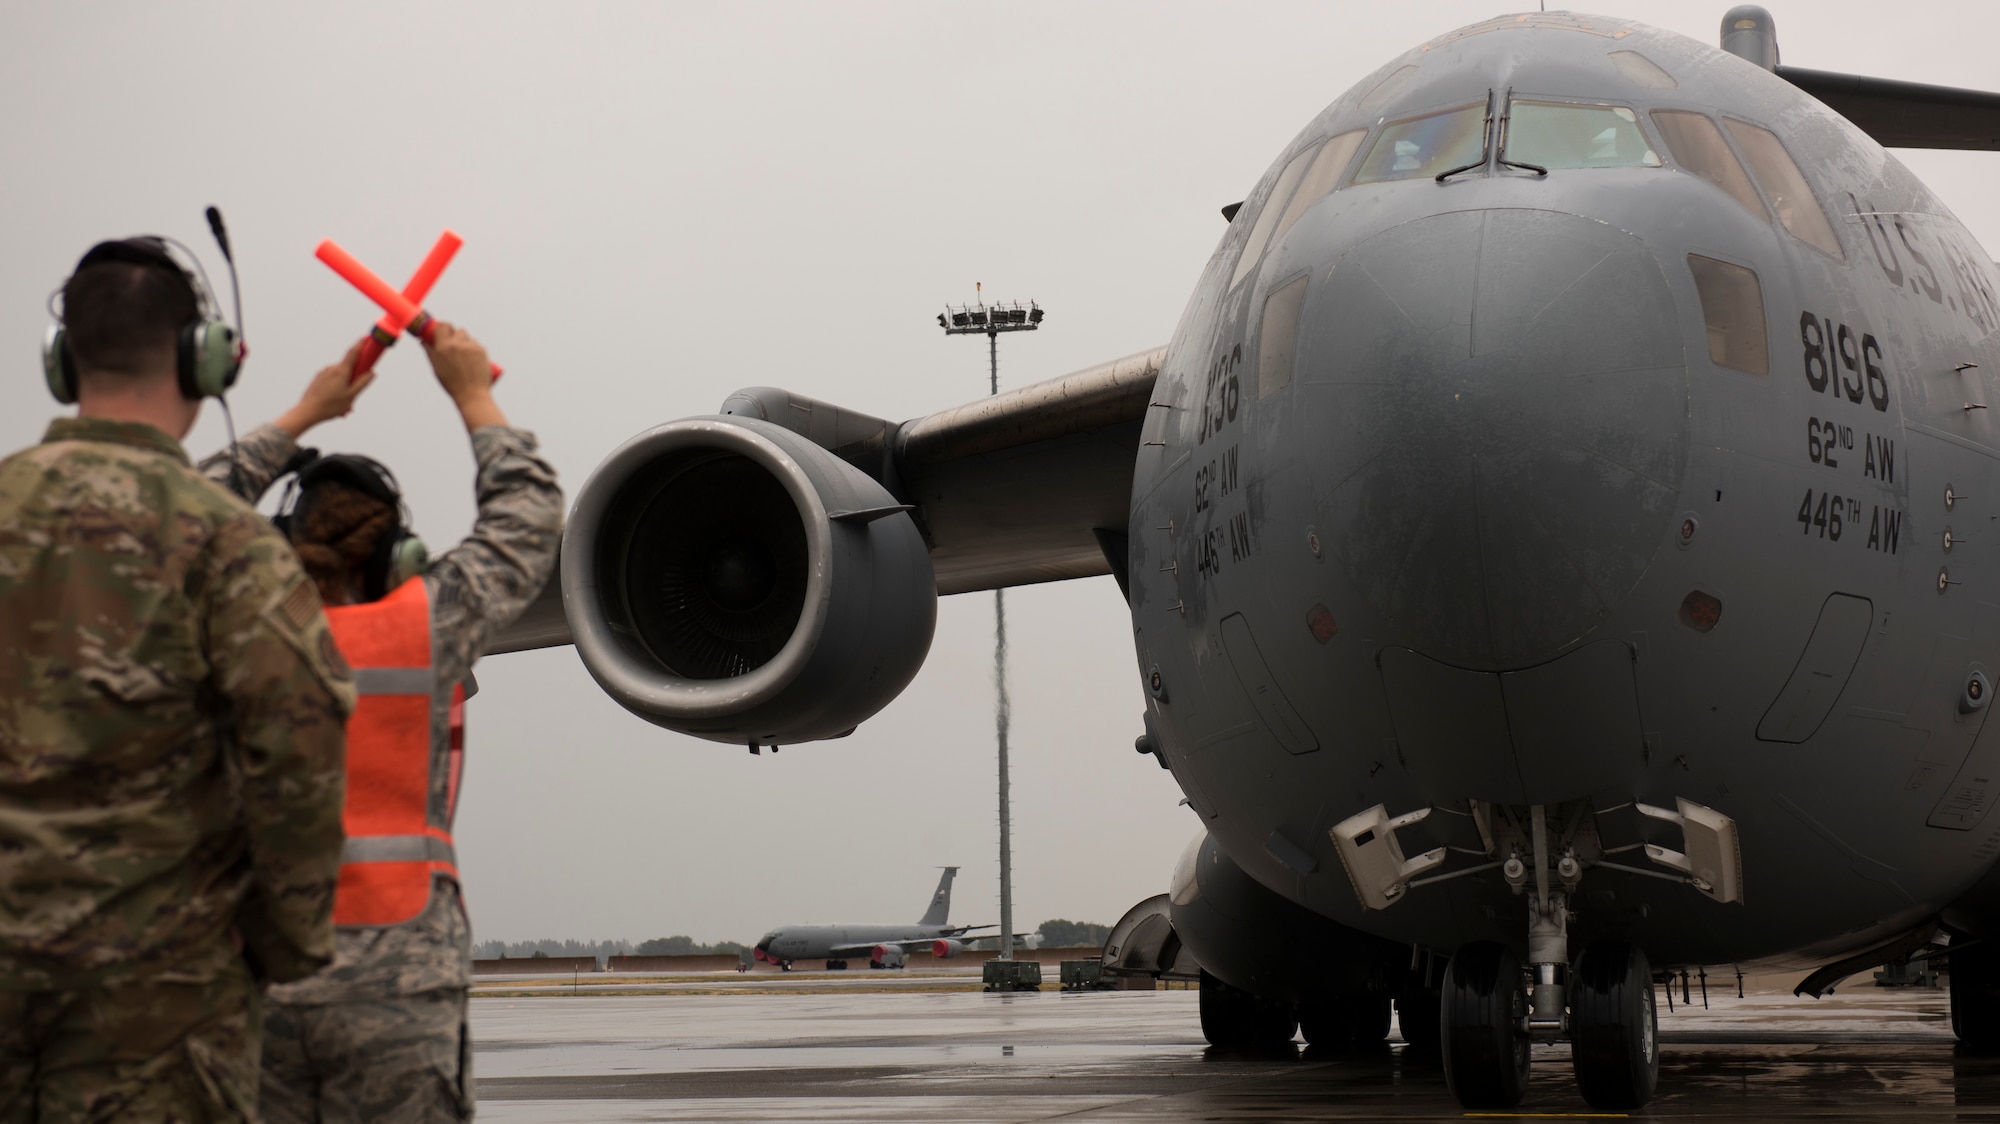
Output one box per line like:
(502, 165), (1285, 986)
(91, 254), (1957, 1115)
(0, 417), (354, 992)
(202, 422), (563, 998)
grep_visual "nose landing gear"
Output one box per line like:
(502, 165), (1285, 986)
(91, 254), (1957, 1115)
(1329, 796), (1735, 1111)
(1441, 804), (1661, 1111)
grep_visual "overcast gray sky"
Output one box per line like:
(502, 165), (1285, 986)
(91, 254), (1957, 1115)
(5, 1), (1997, 946)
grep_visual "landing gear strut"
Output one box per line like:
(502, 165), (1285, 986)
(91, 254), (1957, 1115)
(1444, 804), (1589, 1108)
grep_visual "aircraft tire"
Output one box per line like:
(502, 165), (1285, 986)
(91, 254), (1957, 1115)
(1569, 941), (1660, 1110)
(1299, 994), (1391, 1052)
(1396, 990), (1443, 1055)
(1198, 970), (1296, 1050)
(1952, 941), (2000, 1048)
(1441, 942), (1530, 1109)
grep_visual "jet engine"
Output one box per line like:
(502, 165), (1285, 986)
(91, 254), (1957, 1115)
(563, 416), (937, 746)
(932, 938), (965, 959)
(871, 944), (906, 969)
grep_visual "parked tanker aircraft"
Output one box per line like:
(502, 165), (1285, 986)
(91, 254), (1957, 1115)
(490, 5), (2000, 1111)
(750, 867), (993, 969)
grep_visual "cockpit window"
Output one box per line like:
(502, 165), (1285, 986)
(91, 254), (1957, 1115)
(1651, 110), (1766, 220)
(1230, 130), (1368, 291)
(1269, 131), (1367, 245)
(1231, 144), (1319, 289)
(1607, 50), (1677, 89)
(1688, 254), (1769, 375)
(1353, 103), (1487, 185)
(1258, 274), (1310, 400)
(1505, 101), (1660, 169)
(1723, 119), (1845, 261)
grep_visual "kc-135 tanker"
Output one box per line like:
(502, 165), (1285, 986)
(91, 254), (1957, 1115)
(490, 6), (2000, 1110)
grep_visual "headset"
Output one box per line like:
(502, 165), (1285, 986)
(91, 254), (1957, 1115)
(42, 216), (243, 405)
(273, 452), (431, 601)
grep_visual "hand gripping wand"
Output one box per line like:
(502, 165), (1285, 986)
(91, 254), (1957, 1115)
(351, 231), (460, 378)
(315, 236), (504, 383)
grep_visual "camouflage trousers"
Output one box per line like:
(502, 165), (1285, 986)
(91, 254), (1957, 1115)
(0, 959), (261, 1123)
(258, 988), (471, 1124)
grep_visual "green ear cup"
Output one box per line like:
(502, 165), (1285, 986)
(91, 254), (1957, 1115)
(43, 325), (77, 405)
(387, 535), (431, 592)
(184, 320), (240, 399)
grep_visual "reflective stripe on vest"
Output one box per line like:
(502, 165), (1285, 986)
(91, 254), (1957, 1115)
(324, 578), (461, 927)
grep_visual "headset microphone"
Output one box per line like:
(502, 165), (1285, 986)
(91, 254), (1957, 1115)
(205, 206), (232, 259)
(204, 205), (250, 496)
(204, 206), (247, 362)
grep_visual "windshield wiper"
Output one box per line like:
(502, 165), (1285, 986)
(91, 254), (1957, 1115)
(1436, 89), (1496, 183)
(1495, 87), (1549, 176)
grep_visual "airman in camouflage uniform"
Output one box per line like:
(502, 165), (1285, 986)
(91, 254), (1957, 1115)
(0, 241), (354, 1122)
(202, 323), (563, 1123)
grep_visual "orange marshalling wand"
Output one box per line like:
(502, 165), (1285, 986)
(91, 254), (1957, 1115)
(315, 234), (503, 382)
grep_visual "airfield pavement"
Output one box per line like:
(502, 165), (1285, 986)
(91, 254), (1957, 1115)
(469, 968), (2000, 1121)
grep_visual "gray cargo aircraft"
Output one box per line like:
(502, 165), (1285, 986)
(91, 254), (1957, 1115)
(492, 5), (2000, 1111)
(751, 867), (993, 970)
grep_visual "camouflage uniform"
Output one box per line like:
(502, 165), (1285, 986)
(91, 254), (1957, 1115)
(0, 417), (353, 1123)
(202, 422), (562, 1124)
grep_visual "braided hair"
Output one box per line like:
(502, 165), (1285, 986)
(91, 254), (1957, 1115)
(290, 483), (396, 605)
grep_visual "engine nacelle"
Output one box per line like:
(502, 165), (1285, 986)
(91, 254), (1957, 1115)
(564, 416), (937, 745)
(871, 944), (906, 968)
(932, 938), (965, 959)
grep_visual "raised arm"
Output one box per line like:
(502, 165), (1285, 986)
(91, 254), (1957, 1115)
(417, 323), (564, 683)
(198, 340), (372, 503)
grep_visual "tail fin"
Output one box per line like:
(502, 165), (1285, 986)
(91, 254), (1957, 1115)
(918, 867), (958, 926)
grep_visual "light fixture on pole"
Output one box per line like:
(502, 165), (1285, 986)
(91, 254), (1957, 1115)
(935, 283), (1044, 963)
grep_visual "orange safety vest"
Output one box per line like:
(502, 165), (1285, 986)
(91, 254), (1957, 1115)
(323, 578), (464, 927)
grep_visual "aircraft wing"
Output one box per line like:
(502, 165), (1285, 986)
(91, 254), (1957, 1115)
(889, 345), (1165, 595)
(1779, 66), (2000, 150)
(481, 345), (1166, 655)
(827, 940), (941, 956)
(485, 557), (568, 656)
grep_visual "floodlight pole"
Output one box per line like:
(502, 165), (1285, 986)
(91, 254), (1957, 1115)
(986, 323), (1013, 963)
(936, 292), (1043, 962)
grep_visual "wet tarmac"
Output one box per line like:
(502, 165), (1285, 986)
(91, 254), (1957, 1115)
(472, 983), (2000, 1121)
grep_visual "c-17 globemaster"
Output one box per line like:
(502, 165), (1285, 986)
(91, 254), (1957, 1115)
(750, 867), (997, 970)
(490, 4), (2000, 1112)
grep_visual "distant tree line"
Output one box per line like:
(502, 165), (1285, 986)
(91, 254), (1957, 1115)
(1036, 919), (1110, 948)
(633, 935), (750, 957)
(472, 937), (635, 961)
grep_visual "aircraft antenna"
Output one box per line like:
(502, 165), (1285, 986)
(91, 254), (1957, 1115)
(934, 286), (1046, 960)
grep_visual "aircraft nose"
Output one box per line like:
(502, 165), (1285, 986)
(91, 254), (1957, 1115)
(1305, 208), (1689, 668)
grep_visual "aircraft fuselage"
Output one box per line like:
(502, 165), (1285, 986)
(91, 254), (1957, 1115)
(1128, 12), (2000, 969)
